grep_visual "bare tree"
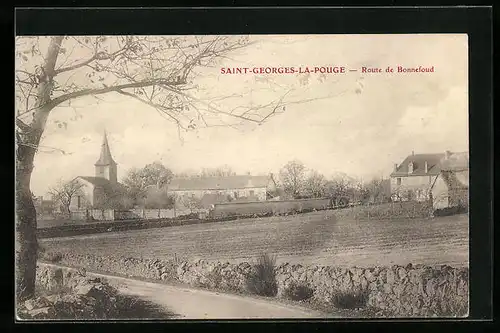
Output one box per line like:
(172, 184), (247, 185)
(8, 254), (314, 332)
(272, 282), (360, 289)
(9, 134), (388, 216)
(279, 160), (306, 198)
(304, 170), (327, 198)
(365, 177), (390, 204)
(48, 179), (84, 218)
(325, 176), (353, 206)
(200, 165), (236, 177)
(123, 161), (174, 203)
(15, 35), (347, 300)
(14, 35), (290, 300)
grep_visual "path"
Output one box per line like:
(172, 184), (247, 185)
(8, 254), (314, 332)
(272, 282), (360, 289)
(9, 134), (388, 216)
(42, 263), (326, 319)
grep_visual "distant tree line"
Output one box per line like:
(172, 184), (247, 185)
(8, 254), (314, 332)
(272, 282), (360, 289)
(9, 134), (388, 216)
(47, 160), (390, 213)
(275, 159), (391, 205)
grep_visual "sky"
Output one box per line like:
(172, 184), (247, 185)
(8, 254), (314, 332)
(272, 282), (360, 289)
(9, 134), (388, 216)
(19, 34), (469, 197)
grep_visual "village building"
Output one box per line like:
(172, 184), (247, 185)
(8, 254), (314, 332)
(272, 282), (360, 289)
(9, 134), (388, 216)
(167, 174), (277, 208)
(69, 131), (127, 211)
(390, 151), (444, 202)
(430, 151), (469, 210)
(390, 150), (469, 209)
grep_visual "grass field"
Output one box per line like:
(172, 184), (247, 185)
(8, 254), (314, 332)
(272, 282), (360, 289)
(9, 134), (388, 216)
(40, 211), (469, 268)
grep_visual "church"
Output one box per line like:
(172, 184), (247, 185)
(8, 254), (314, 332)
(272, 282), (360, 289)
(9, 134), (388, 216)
(69, 131), (128, 211)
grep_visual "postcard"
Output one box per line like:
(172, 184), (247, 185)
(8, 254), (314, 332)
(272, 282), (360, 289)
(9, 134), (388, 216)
(16, 33), (469, 320)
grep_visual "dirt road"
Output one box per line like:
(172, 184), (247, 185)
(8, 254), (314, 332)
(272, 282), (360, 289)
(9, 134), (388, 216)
(42, 263), (326, 319)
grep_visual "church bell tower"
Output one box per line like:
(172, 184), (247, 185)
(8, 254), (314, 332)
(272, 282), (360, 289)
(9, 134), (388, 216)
(95, 130), (118, 183)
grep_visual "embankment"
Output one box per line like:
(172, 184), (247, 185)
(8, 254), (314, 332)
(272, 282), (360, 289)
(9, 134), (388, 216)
(41, 251), (469, 317)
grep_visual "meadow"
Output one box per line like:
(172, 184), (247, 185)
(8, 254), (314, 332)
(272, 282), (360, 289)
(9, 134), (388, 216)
(40, 211), (469, 268)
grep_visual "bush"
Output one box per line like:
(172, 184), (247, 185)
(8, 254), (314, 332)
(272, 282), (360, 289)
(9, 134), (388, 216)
(282, 281), (314, 301)
(434, 205), (468, 217)
(331, 287), (369, 309)
(246, 253), (278, 297)
(40, 251), (63, 263)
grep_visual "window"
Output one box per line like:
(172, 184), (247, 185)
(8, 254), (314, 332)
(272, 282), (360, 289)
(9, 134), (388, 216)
(397, 178), (401, 186)
(249, 190), (255, 196)
(234, 191), (238, 198)
(77, 196), (81, 209)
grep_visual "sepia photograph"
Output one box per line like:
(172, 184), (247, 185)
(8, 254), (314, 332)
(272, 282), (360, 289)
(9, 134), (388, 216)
(15, 33), (469, 320)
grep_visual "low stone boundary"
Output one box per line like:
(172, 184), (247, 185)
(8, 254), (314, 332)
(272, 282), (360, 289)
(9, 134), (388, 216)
(41, 251), (469, 317)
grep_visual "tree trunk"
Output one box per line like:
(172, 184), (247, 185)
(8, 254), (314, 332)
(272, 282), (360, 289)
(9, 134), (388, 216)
(15, 147), (38, 301)
(15, 36), (64, 301)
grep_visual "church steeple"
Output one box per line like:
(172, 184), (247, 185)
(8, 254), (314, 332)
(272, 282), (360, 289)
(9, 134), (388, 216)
(94, 130), (117, 183)
(95, 130), (116, 166)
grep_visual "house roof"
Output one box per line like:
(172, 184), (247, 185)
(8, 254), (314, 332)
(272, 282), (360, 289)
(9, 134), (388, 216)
(391, 151), (470, 177)
(95, 131), (116, 166)
(168, 175), (270, 191)
(390, 153), (445, 177)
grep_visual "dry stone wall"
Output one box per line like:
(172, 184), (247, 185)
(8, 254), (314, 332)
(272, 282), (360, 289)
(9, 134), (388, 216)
(43, 251), (469, 317)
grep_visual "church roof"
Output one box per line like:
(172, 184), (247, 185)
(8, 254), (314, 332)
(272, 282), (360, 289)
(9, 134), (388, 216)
(77, 176), (126, 195)
(95, 131), (116, 166)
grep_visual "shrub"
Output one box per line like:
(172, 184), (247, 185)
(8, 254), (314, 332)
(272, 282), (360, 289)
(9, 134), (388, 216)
(246, 253), (278, 297)
(282, 281), (314, 301)
(331, 287), (369, 309)
(40, 251), (63, 263)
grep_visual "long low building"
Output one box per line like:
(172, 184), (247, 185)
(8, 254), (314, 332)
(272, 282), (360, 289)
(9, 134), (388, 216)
(167, 174), (277, 207)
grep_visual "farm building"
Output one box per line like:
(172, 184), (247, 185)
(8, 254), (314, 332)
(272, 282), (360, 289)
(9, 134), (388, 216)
(390, 151), (444, 202)
(390, 150), (468, 210)
(167, 174), (277, 208)
(430, 151), (469, 210)
(69, 131), (128, 210)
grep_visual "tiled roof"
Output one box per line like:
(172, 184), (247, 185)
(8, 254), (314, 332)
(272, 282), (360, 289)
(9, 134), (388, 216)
(391, 151), (469, 177)
(95, 131), (116, 166)
(77, 176), (125, 195)
(391, 153), (445, 177)
(168, 175), (270, 191)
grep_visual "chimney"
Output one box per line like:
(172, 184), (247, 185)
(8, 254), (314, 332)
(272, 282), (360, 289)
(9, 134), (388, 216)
(393, 163), (398, 172)
(424, 161), (428, 173)
(445, 150), (451, 159)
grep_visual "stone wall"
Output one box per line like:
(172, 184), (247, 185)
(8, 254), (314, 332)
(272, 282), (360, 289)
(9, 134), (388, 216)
(212, 198), (331, 219)
(21, 263), (172, 320)
(70, 208), (206, 221)
(42, 251), (468, 317)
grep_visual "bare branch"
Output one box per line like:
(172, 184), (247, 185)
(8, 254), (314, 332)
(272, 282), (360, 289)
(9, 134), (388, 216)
(115, 89), (187, 130)
(49, 78), (187, 108)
